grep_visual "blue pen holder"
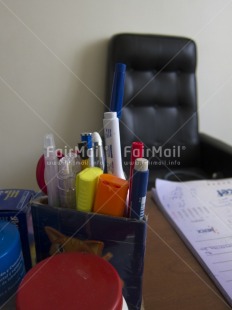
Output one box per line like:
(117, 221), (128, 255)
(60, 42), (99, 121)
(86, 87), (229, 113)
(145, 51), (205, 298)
(31, 196), (147, 310)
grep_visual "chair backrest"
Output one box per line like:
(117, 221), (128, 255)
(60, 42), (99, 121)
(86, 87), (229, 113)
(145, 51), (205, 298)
(106, 33), (201, 171)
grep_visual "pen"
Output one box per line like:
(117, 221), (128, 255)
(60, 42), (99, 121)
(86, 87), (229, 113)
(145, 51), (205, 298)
(81, 133), (94, 167)
(44, 133), (59, 208)
(128, 142), (144, 215)
(92, 132), (105, 171)
(78, 142), (89, 170)
(104, 63), (126, 178)
(130, 158), (149, 220)
(110, 63), (126, 119)
(103, 112), (125, 179)
(57, 152), (80, 209)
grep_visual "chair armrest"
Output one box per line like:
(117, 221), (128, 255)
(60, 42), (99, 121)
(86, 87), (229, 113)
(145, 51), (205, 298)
(200, 133), (232, 178)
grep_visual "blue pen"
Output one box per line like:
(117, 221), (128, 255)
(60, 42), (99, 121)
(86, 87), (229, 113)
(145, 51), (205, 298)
(110, 63), (126, 119)
(130, 158), (149, 220)
(81, 132), (94, 167)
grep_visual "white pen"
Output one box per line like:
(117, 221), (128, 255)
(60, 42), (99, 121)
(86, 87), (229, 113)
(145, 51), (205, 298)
(103, 112), (125, 179)
(92, 132), (105, 171)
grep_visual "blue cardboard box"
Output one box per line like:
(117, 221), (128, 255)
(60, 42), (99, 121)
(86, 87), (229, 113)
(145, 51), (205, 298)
(0, 189), (36, 271)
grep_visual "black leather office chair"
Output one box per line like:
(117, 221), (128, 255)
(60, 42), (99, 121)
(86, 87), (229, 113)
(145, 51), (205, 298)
(105, 33), (232, 189)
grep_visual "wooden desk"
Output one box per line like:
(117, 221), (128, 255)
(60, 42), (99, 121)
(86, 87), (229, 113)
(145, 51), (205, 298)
(143, 193), (231, 310)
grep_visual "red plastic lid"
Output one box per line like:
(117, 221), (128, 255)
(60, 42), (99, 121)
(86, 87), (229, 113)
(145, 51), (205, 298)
(16, 253), (123, 310)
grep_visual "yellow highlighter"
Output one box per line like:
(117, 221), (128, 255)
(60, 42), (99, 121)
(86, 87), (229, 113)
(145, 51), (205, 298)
(76, 167), (103, 212)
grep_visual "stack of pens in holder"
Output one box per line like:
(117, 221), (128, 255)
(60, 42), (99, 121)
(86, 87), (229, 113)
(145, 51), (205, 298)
(39, 62), (149, 219)
(33, 62), (147, 310)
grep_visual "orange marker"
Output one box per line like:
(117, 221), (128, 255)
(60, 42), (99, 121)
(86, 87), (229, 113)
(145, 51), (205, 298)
(93, 174), (128, 217)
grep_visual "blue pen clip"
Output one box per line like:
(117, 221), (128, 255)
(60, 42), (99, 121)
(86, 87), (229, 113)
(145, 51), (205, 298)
(110, 63), (126, 119)
(81, 132), (92, 149)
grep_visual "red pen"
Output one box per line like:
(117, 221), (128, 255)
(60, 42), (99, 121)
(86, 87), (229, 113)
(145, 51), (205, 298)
(128, 141), (144, 216)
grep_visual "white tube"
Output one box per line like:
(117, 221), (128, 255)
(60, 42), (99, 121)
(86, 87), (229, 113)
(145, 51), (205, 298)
(103, 112), (125, 179)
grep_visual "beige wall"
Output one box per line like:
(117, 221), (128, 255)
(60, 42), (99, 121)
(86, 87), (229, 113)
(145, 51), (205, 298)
(1, 0), (232, 190)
